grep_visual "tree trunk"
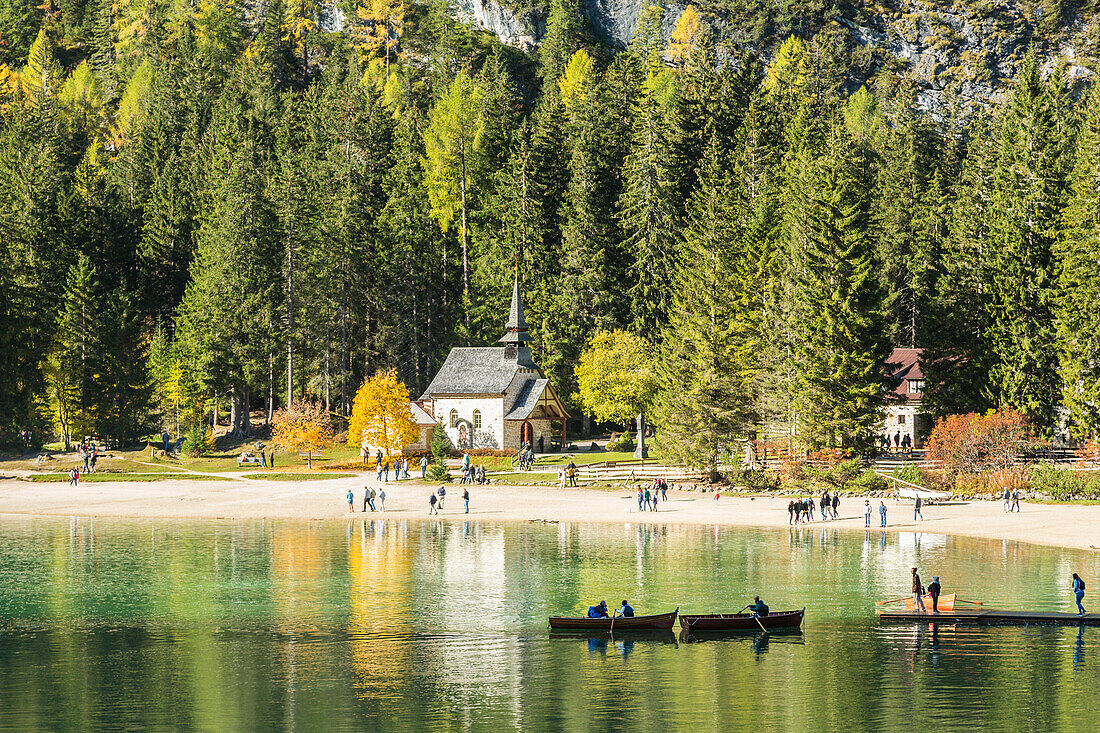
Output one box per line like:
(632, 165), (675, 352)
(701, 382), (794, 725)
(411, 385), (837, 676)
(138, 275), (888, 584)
(267, 353), (274, 426)
(242, 386), (252, 436)
(459, 141), (470, 339)
(229, 386), (239, 435)
(633, 411), (647, 463)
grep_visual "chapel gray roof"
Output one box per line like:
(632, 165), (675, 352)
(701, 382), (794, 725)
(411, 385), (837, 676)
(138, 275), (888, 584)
(504, 378), (549, 420)
(419, 347), (539, 398)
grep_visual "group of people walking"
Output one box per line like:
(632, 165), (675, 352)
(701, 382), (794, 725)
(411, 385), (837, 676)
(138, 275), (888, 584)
(347, 486), (386, 512)
(429, 486), (470, 514)
(1001, 487), (1022, 512)
(557, 462), (578, 488)
(787, 493), (841, 523)
(374, 453), (411, 482)
(636, 480), (668, 512)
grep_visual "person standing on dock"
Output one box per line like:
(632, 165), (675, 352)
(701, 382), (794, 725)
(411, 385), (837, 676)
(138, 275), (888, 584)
(864, 500), (872, 527)
(879, 501), (887, 527)
(928, 576), (941, 614)
(1073, 573), (1086, 615)
(912, 568), (927, 614)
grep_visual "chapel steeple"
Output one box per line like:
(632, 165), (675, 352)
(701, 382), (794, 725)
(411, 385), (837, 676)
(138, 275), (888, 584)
(499, 276), (532, 347)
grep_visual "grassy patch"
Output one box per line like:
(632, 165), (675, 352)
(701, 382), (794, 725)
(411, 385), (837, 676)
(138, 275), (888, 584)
(24, 473), (231, 483)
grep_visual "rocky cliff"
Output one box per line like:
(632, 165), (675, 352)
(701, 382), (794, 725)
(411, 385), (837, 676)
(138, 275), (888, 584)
(448, 0), (1098, 106)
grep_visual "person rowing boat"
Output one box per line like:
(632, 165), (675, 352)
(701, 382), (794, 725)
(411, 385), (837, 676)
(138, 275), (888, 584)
(747, 596), (769, 617)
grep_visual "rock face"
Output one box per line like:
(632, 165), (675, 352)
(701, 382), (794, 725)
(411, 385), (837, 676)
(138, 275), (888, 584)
(447, 0), (1097, 107)
(453, 0), (541, 50)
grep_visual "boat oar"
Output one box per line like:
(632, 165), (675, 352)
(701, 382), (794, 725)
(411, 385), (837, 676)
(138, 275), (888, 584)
(609, 611), (618, 636)
(956, 598), (984, 606)
(750, 612), (768, 633)
(875, 596), (911, 607)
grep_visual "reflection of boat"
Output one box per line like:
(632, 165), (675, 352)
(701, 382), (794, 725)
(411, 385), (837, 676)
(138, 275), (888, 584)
(548, 609), (678, 630)
(680, 628), (805, 645)
(549, 630), (678, 645)
(680, 609), (804, 632)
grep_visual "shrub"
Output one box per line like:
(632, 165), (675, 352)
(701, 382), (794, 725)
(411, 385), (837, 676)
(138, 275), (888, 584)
(925, 409), (1044, 476)
(892, 463), (924, 485)
(736, 468), (779, 491)
(1029, 464), (1087, 500)
(848, 470), (888, 492)
(183, 425), (213, 457)
(607, 432), (636, 452)
(426, 460), (451, 483)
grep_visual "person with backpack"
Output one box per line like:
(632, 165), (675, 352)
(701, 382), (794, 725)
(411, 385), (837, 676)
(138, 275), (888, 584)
(1073, 573), (1086, 615)
(436, 486), (446, 510)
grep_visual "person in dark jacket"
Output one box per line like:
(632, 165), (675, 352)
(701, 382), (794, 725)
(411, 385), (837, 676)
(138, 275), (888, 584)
(748, 596), (769, 617)
(928, 576), (942, 614)
(588, 601), (609, 618)
(618, 600), (635, 618)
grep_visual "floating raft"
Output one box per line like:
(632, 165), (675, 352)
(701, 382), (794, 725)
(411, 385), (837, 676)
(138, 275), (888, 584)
(877, 609), (1100, 626)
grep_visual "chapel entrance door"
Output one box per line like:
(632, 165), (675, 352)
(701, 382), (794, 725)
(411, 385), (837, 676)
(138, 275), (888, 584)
(458, 424), (468, 449)
(521, 421), (533, 447)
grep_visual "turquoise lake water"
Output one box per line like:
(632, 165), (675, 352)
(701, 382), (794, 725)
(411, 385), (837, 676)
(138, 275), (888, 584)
(0, 517), (1096, 731)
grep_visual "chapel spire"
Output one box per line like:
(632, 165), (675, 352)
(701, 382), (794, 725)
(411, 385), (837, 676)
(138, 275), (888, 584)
(499, 275), (531, 346)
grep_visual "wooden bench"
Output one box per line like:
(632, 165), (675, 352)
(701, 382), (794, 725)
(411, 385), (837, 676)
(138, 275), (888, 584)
(298, 451), (324, 461)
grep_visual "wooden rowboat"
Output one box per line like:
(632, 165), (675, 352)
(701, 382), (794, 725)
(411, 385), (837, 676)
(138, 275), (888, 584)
(548, 609), (678, 631)
(679, 608), (805, 632)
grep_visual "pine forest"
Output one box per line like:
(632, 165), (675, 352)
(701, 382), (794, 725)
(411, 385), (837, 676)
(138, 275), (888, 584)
(2, 0), (1100, 465)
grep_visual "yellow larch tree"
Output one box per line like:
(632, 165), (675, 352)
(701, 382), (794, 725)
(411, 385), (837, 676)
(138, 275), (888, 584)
(348, 370), (418, 462)
(667, 5), (701, 67)
(355, 0), (408, 79)
(272, 401), (334, 468)
(558, 48), (593, 116)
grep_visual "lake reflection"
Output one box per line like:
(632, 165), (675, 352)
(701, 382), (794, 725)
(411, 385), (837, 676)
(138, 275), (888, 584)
(0, 517), (1096, 731)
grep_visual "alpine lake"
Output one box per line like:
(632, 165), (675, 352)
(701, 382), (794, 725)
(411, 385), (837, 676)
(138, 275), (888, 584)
(0, 516), (1096, 732)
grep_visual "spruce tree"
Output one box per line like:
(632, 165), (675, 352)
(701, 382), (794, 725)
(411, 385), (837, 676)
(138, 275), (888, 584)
(1056, 83), (1100, 440)
(791, 123), (890, 448)
(982, 50), (1067, 432)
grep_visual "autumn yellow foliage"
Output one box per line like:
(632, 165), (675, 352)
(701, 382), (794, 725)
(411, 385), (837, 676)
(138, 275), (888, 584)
(348, 369), (419, 461)
(272, 401), (334, 468)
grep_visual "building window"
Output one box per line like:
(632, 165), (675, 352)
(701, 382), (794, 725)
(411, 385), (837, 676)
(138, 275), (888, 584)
(473, 410), (482, 429)
(449, 409), (458, 428)
(909, 379), (925, 394)
(898, 414), (906, 425)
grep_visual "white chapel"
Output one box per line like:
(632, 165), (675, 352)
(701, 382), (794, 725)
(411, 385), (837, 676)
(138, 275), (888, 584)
(414, 279), (569, 451)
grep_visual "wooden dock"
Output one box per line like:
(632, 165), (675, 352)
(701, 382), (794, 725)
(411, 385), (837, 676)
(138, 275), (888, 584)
(877, 609), (1100, 626)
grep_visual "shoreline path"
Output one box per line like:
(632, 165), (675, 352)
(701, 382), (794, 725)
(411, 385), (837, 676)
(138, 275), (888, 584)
(0, 475), (1096, 552)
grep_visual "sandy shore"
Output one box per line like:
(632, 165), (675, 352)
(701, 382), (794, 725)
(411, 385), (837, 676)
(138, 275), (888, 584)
(0, 472), (1097, 552)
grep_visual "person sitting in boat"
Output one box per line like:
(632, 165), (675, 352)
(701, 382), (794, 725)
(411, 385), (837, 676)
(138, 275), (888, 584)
(618, 600), (635, 618)
(587, 601), (609, 618)
(748, 596), (769, 617)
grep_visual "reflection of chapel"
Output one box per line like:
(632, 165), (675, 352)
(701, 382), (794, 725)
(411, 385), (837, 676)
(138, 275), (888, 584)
(416, 279), (569, 451)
